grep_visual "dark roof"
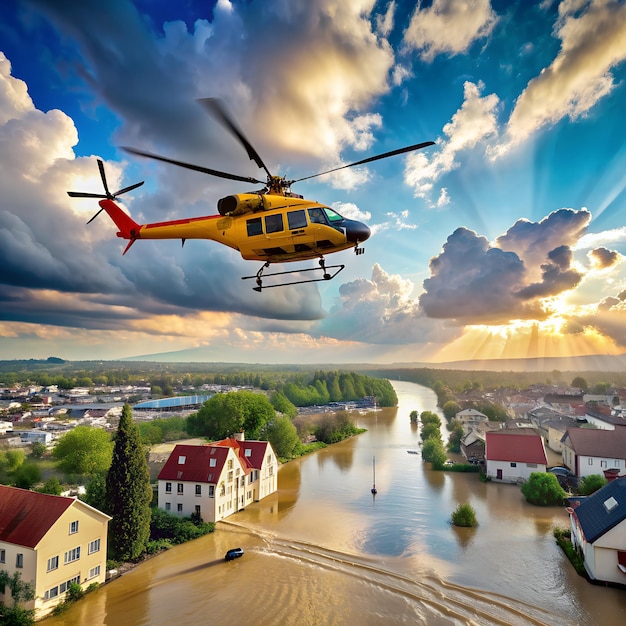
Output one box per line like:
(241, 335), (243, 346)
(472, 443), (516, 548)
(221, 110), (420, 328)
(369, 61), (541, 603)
(572, 478), (626, 543)
(213, 438), (270, 471)
(0, 485), (74, 548)
(562, 427), (626, 459)
(485, 431), (547, 464)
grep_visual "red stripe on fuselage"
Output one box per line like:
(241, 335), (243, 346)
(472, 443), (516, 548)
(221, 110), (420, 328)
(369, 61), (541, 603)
(143, 214), (221, 229)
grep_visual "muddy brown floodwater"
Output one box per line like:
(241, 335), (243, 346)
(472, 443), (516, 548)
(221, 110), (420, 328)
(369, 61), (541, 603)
(44, 381), (626, 625)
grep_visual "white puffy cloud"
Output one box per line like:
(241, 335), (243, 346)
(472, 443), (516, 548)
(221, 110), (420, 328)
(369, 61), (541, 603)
(404, 81), (499, 202)
(403, 0), (498, 61)
(494, 0), (626, 155)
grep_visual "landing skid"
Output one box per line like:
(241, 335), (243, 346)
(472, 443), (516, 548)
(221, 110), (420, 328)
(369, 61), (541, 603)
(242, 260), (345, 292)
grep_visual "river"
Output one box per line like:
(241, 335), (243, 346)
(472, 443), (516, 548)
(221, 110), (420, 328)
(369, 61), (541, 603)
(45, 381), (626, 625)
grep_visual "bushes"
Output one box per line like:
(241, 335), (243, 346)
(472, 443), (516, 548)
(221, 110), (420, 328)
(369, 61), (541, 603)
(149, 507), (215, 549)
(521, 472), (567, 506)
(553, 527), (586, 576)
(451, 503), (478, 527)
(577, 474), (607, 496)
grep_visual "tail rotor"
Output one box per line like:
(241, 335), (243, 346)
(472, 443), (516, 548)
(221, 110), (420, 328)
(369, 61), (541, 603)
(67, 159), (144, 223)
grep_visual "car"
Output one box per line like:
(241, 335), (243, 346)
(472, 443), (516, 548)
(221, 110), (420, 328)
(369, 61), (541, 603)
(548, 466), (574, 477)
(224, 548), (244, 561)
(443, 460), (454, 467)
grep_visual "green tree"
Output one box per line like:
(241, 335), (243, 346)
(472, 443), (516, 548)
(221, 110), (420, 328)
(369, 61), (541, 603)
(520, 472), (567, 506)
(270, 391), (298, 419)
(0, 570), (35, 626)
(0, 449), (25, 473)
(12, 463), (41, 490)
(52, 426), (113, 476)
(409, 410), (418, 423)
(578, 474), (607, 496)
(105, 405), (153, 561)
(38, 476), (63, 495)
(187, 391), (275, 440)
(447, 422), (464, 454)
(571, 376), (588, 391)
(83, 472), (108, 512)
(420, 423), (440, 442)
(451, 503), (478, 527)
(442, 400), (461, 421)
(29, 442), (47, 459)
(421, 438), (447, 468)
(261, 415), (300, 459)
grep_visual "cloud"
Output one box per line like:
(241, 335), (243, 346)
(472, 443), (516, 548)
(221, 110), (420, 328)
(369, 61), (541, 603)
(315, 263), (461, 346)
(494, 0), (626, 155)
(588, 246), (620, 270)
(403, 81), (499, 202)
(419, 209), (592, 324)
(403, 0), (498, 62)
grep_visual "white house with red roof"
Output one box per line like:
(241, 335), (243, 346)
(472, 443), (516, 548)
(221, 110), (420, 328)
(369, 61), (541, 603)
(0, 485), (110, 619)
(485, 430), (548, 483)
(157, 434), (277, 523)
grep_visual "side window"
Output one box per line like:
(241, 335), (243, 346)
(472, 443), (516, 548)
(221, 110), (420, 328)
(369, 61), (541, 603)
(287, 210), (307, 230)
(308, 208), (327, 224)
(265, 213), (284, 233)
(247, 217), (263, 236)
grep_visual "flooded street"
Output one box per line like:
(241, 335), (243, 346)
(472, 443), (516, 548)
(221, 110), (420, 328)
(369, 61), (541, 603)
(45, 381), (626, 625)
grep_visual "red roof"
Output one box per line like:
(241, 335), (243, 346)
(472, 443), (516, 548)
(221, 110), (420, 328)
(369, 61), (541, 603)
(157, 444), (232, 483)
(0, 485), (74, 548)
(485, 431), (547, 464)
(213, 438), (269, 471)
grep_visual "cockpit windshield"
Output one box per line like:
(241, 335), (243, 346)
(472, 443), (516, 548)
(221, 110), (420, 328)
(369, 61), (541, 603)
(322, 208), (343, 223)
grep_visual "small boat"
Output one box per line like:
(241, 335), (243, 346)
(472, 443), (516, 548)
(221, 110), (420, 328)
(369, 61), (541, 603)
(371, 456), (377, 494)
(407, 450), (419, 455)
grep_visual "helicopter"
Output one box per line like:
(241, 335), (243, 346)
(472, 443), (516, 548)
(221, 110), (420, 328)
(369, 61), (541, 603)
(68, 99), (434, 291)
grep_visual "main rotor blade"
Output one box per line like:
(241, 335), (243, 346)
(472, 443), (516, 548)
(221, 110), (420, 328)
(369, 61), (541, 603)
(112, 180), (145, 196)
(97, 159), (111, 197)
(197, 98), (273, 180)
(121, 146), (265, 185)
(291, 141), (436, 184)
(67, 191), (108, 198)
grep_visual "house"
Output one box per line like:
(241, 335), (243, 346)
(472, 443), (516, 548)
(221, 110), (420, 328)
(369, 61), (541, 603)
(454, 408), (488, 432)
(157, 434), (277, 523)
(561, 427), (626, 478)
(0, 485), (110, 619)
(568, 478), (626, 587)
(460, 427), (486, 463)
(485, 430), (548, 483)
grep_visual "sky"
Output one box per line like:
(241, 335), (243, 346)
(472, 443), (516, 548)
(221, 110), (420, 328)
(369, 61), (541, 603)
(1, 0), (626, 365)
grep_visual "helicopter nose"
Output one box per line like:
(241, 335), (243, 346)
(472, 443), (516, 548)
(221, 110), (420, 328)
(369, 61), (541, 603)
(345, 220), (371, 244)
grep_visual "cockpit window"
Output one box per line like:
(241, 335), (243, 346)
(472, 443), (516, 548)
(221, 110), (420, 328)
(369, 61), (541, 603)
(265, 213), (283, 234)
(323, 208), (343, 223)
(308, 208), (327, 225)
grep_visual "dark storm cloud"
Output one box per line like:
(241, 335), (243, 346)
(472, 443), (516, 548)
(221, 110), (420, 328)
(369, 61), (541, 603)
(589, 246), (619, 269)
(419, 209), (592, 325)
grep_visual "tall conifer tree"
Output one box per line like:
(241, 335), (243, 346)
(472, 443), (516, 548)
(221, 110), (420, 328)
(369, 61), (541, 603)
(106, 404), (152, 560)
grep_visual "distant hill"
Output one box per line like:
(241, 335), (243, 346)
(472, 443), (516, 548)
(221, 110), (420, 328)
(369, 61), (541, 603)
(121, 348), (626, 372)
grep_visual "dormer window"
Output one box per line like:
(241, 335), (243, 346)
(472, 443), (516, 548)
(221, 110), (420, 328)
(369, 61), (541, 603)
(604, 496), (618, 512)
(178, 455), (186, 464)
(210, 458), (216, 467)
(245, 449), (252, 457)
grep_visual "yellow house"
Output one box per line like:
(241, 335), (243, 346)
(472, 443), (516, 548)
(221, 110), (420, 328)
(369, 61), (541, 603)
(0, 485), (111, 619)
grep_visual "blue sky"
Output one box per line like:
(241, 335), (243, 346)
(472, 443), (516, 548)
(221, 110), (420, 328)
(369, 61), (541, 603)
(1, 0), (626, 364)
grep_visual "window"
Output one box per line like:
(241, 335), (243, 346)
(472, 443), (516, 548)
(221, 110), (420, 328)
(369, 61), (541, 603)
(69, 520), (79, 534)
(0, 549), (5, 563)
(510, 462), (517, 467)
(210, 458), (216, 467)
(88, 565), (101, 580)
(165, 482), (172, 493)
(88, 539), (101, 555)
(601, 460), (607, 468)
(247, 217), (263, 236)
(240, 477), (245, 487)
(195, 484), (202, 496)
(209, 485), (215, 498)
(220, 484), (225, 496)
(177, 483), (184, 494)
(177, 503), (183, 512)
(45, 586), (59, 601)
(64, 547), (80, 564)
(195, 505), (201, 515)
(16, 553), (23, 568)
(47, 555), (59, 572)
(245, 448), (252, 457)
(308, 208), (327, 224)
(287, 210), (307, 230)
(265, 213), (283, 233)
(228, 459), (233, 470)
(269, 465), (274, 476)
(60, 576), (80, 594)
(178, 455), (186, 464)
(323, 207), (344, 223)
(165, 502), (171, 511)
(228, 471), (233, 482)
(588, 458), (593, 465)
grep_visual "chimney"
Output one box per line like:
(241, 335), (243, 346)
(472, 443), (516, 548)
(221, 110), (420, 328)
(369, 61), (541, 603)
(233, 431), (245, 442)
